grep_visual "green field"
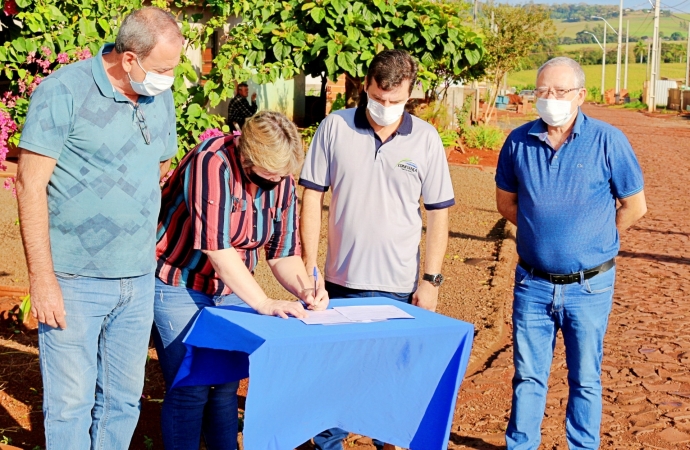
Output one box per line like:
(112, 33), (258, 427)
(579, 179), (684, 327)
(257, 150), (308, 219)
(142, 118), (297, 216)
(508, 62), (688, 92)
(558, 41), (644, 59)
(556, 11), (690, 39)
(558, 43), (602, 51)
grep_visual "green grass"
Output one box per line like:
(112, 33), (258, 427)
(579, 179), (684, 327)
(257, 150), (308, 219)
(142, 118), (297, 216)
(558, 43), (602, 51)
(509, 62), (688, 93)
(555, 11), (690, 39)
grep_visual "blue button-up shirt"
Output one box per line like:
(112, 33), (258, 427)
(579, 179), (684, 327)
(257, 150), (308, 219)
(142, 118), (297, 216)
(495, 110), (644, 274)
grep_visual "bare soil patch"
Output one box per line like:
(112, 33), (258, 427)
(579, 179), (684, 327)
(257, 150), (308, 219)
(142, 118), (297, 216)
(447, 148), (499, 171)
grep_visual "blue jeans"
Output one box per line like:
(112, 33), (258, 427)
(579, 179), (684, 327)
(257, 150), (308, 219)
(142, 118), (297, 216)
(152, 278), (247, 450)
(313, 281), (413, 450)
(506, 264), (615, 450)
(39, 272), (154, 450)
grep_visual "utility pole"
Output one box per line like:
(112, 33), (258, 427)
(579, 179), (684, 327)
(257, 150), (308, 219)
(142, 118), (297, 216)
(624, 20), (629, 90)
(474, 0), (478, 24)
(585, 31), (606, 102)
(602, 24), (607, 102)
(592, 16), (618, 101)
(616, 0), (624, 101)
(648, 0), (661, 112)
(686, 22), (689, 87)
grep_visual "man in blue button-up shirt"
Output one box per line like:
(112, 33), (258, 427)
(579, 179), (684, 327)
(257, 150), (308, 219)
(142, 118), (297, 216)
(495, 57), (647, 450)
(16, 7), (182, 449)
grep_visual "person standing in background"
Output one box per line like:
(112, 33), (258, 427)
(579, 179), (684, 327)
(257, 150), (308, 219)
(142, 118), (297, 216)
(227, 82), (258, 130)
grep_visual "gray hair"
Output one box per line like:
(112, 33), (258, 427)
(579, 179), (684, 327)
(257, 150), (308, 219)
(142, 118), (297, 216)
(114, 7), (182, 59)
(537, 57), (586, 88)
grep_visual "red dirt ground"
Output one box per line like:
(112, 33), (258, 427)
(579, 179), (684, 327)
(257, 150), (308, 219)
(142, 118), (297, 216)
(0, 162), (508, 448)
(447, 148), (499, 170)
(1, 105), (687, 449)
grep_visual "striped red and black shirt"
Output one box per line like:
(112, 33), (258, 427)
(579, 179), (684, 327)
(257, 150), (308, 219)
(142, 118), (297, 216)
(155, 135), (301, 295)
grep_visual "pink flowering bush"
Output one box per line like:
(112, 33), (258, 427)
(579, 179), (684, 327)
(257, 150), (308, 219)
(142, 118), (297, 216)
(0, 109), (18, 197)
(2, 1), (232, 180)
(198, 128), (224, 142)
(0, 110), (18, 172)
(0, 22), (93, 195)
(77, 48), (93, 60)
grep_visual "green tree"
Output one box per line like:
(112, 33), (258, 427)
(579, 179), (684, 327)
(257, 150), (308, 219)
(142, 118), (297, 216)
(480, 3), (556, 120)
(670, 31), (684, 41)
(211, 0), (486, 103)
(0, 0), (231, 165)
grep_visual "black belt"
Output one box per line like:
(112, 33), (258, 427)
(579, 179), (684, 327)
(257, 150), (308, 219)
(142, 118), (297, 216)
(518, 258), (615, 285)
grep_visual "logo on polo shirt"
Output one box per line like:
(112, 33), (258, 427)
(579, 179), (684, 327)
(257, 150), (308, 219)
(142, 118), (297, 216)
(396, 159), (418, 174)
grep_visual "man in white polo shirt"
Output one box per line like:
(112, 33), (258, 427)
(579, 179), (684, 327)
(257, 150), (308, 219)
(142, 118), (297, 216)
(299, 49), (455, 450)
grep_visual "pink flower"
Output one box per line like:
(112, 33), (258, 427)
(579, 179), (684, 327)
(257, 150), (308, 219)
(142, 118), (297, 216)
(198, 128), (224, 142)
(26, 51), (36, 64)
(28, 75), (43, 94)
(41, 46), (52, 57)
(57, 53), (69, 64)
(159, 169), (174, 187)
(1, 110), (18, 187)
(1, 92), (16, 108)
(77, 48), (92, 60)
(3, 177), (16, 198)
(36, 58), (51, 73)
(3, 0), (18, 15)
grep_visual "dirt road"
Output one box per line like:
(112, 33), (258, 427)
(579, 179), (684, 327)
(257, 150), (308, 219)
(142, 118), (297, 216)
(452, 105), (690, 449)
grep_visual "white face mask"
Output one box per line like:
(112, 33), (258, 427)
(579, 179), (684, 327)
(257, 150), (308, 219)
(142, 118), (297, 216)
(128, 58), (174, 97)
(536, 96), (578, 127)
(366, 97), (406, 126)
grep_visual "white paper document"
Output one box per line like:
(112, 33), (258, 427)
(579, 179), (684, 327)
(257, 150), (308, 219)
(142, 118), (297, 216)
(333, 305), (415, 322)
(300, 309), (353, 325)
(300, 305), (415, 325)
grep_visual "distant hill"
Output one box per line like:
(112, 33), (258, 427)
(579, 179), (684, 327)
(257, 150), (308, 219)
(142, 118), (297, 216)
(556, 10), (690, 41)
(546, 5), (690, 42)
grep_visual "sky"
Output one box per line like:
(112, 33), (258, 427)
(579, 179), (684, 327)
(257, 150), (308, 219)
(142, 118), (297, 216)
(499, 0), (690, 14)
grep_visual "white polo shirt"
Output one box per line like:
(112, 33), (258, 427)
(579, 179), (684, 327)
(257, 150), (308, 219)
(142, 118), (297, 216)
(299, 107), (455, 293)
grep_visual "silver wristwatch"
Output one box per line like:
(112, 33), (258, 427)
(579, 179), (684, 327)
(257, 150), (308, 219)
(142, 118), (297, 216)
(422, 273), (444, 287)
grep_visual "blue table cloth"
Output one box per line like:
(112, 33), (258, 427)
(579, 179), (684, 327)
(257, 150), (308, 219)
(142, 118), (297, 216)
(173, 298), (474, 449)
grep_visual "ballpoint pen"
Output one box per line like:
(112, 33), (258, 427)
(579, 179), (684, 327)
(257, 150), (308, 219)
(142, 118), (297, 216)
(299, 267), (320, 310)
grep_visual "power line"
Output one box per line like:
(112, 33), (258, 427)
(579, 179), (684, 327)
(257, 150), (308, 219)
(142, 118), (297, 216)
(659, 2), (690, 16)
(662, 0), (690, 10)
(631, 11), (654, 35)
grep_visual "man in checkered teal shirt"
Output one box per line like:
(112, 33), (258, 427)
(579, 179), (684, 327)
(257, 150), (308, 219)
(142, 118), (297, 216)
(16, 7), (181, 449)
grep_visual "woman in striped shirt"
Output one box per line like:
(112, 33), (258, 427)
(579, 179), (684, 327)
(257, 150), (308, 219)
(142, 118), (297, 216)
(153, 111), (329, 449)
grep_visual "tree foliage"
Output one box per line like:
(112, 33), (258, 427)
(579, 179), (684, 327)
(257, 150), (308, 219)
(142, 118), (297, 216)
(546, 3), (620, 22)
(0, 0), (486, 176)
(0, 0), (232, 168)
(213, 0), (486, 96)
(480, 3), (556, 120)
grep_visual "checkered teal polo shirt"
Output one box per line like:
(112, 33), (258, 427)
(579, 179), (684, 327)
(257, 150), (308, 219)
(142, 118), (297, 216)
(19, 44), (178, 278)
